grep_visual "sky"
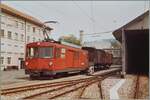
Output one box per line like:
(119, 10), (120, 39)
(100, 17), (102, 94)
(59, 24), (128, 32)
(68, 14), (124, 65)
(2, 1), (149, 42)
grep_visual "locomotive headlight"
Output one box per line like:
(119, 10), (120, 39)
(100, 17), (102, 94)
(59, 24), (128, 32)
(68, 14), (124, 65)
(25, 62), (28, 65)
(49, 62), (53, 66)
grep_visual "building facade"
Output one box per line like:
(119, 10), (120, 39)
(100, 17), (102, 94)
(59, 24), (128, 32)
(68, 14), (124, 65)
(0, 4), (52, 70)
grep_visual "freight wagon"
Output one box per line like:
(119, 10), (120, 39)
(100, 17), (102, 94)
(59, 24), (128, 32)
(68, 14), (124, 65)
(82, 47), (113, 70)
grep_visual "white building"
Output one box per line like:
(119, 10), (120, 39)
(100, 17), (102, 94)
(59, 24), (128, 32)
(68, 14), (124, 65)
(0, 4), (52, 70)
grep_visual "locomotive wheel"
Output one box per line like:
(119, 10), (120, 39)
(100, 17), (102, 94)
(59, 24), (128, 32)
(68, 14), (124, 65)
(29, 75), (37, 79)
(87, 66), (94, 75)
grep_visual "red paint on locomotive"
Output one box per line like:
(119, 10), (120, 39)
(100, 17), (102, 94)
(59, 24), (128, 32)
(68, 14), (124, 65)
(25, 42), (88, 77)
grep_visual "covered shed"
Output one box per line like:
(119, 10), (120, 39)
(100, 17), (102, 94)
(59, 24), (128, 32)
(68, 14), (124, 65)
(113, 10), (149, 76)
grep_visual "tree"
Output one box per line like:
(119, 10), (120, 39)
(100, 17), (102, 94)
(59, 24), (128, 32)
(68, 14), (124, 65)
(59, 34), (81, 46)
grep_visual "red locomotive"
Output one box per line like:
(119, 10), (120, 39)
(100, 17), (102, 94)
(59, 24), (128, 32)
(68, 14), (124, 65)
(25, 41), (89, 78)
(25, 40), (113, 78)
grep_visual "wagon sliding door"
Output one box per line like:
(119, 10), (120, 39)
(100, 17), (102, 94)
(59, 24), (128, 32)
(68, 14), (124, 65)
(73, 52), (79, 67)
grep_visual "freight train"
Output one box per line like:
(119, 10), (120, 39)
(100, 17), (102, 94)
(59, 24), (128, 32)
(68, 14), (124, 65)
(25, 40), (113, 78)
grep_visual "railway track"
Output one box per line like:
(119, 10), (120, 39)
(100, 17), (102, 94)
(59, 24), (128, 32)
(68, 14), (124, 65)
(1, 77), (96, 95)
(1, 68), (120, 99)
(134, 74), (140, 99)
(24, 72), (116, 99)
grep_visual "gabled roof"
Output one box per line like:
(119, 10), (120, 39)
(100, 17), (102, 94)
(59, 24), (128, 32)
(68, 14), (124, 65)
(113, 10), (149, 42)
(0, 4), (53, 30)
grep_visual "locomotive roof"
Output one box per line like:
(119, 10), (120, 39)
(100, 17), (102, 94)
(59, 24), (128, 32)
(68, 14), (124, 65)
(27, 42), (87, 52)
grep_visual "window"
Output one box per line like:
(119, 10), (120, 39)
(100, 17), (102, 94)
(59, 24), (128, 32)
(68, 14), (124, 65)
(15, 21), (18, 28)
(33, 37), (35, 42)
(21, 34), (24, 41)
(38, 29), (40, 34)
(14, 45), (18, 47)
(39, 47), (53, 58)
(7, 31), (12, 39)
(27, 36), (30, 42)
(1, 15), (6, 24)
(33, 27), (35, 33)
(27, 47), (53, 58)
(60, 48), (66, 59)
(27, 25), (30, 32)
(1, 43), (4, 45)
(7, 17), (13, 27)
(21, 22), (24, 30)
(0, 29), (4, 38)
(8, 44), (12, 46)
(0, 57), (4, 64)
(7, 57), (11, 64)
(20, 53), (24, 55)
(14, 33), (18, 40)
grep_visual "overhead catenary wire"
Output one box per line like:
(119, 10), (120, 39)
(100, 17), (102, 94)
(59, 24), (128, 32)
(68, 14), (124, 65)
(72, 0), (95, 23)
(83, 30), (115, 35)
(15, 4), (46, 21)
(90, 0), (95, 33)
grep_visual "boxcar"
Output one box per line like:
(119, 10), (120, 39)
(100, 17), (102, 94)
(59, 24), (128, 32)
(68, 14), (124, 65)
(82, 47), (113, 70)
(95, 49), (106, 68)
(105, 53), (113, 67)
(25, 41), (89, 78)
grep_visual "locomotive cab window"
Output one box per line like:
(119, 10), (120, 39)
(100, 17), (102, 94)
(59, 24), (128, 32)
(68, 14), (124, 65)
(27, 47), (53, 58)
(39, 47), (53, 58)
(61, 48), (66, 59)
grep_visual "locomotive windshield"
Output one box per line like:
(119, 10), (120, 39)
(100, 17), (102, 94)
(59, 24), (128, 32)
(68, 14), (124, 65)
(27, 47), (53, 58)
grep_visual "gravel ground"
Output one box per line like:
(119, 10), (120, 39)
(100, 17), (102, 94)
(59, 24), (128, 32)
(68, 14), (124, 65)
(0, 69), (29, 85)
(101, 75), (121, 99)
(118, 74), (149, 99)
(81, 82), (100, 99)
(137, 75), (149, 99)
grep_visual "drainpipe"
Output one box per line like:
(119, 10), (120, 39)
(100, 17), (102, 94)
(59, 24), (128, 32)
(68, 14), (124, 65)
(24, 20), (27, 69)
(121, 28), (126, 78)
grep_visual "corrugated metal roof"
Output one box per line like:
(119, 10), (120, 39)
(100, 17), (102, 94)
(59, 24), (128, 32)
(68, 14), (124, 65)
(112, 10), (149, 42)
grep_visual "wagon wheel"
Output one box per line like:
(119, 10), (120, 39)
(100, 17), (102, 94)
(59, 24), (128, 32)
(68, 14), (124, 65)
(87, 66), (94, 75)
(106, 65), (110, 69)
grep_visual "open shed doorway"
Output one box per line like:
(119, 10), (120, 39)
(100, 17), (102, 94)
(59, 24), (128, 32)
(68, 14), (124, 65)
(125, 29), (149, 75)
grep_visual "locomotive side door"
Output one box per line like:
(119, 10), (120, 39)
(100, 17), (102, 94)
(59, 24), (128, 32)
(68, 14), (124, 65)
(55, 48), (66, 70)
(66, 50), (74, 68)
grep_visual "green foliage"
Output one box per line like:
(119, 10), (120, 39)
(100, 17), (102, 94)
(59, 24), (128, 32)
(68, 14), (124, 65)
(59, 34), (81, 46)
